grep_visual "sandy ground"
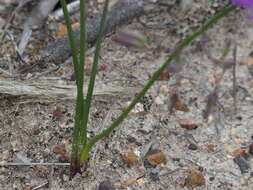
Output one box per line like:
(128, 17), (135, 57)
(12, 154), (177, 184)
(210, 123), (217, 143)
(1, 1), (253, 189)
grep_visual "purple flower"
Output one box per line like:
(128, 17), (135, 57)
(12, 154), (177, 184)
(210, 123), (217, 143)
(231, 0), (253, 19)
(112, 28), (147, 49)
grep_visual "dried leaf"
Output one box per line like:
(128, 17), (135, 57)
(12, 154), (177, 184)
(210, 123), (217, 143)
(146, 151), (167, 166)
(122, 152), (139, 166)
(52, 105), (64, 118)
(175, 101), (189, 112)
(0, 74), (6, 79)
(53, 145), (67, 156)
(185, 172), (205, 188)
(56, 23), (67, 39)
(179, 119), (198, 130)
(56, 22), (80, 39)
(233, 149), (246, 157)
(36, 165), (48, 171)
(122, 177), (137, 186)
(158, 68), (171, 81)
(170, 94), (189, 112)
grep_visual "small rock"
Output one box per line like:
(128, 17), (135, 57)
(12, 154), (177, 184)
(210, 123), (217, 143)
(175, 177), (186, 187)
(159, 85), (169, 94)
(122, 178), (137, 187)
(127, 136), (137, 143)
(188, 143), (198, 151)
(143, 159), (156, 168)
(149, 172), (160, 181)
(131, 102), (145, 113)
(62, 174), (69, 182)
(1, 150), (11, 161)
(139, 114), (156, 134)
(98, 180), (115, 190)
(233, 155), (250, 174)
(154, 96), (164, 105)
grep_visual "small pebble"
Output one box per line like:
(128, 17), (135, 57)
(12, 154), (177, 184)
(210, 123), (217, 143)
(149, 172), (160, 181)
(127, 135), (137, 143)
(159, 85), (169, 94)
(143, 159), (156, 168)
(62, 174), (69, 182)
(98, 180), (115, 190)
(154, 96), (164, 105)
(233, 155), (250, 174)
(188, 143), (198, 151)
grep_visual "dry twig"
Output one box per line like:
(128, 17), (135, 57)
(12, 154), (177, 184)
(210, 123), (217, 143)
(0, 79), (140, 101)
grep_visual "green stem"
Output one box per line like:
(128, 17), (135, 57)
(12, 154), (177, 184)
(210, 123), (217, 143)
(81, 0), (110, 146)
(80, 5), (236, 158)
(60, 0), (82, 164)
(78, 0), (87, 146)
(80, 143), (92, 163)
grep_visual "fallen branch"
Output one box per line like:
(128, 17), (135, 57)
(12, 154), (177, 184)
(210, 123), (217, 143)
(40, 0), (147, 65)
(0, 79), (140, 101)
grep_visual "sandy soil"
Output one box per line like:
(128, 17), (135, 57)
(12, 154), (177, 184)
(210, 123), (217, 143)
(1, 0), (253, 189)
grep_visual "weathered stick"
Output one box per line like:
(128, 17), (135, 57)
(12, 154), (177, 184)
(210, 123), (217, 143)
(40, 0), (146, 65)
(0, 79), (140, 101)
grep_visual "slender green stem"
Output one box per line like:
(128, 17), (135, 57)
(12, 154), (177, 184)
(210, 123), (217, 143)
(80, 143), (91, 163)
(81, 0), (110, 146)
(78, 0), (87, 146)
(59, 0), (80, 84)
(60, 0), (82, 164)
(80, 5), (236, 157)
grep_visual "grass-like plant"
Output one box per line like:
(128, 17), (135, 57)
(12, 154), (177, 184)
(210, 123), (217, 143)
(59, 0), (236, 177)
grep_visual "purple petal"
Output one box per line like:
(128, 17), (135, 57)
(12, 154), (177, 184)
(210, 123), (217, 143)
(231, 0), (253, 7)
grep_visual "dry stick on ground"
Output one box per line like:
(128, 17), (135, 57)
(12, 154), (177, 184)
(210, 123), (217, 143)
(49, 0), (81, 20)
(40, 0), (157, 65)
(0, 162), (70, 166)
(0, 79), (140, 101)
(232, 45), (237, 115)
